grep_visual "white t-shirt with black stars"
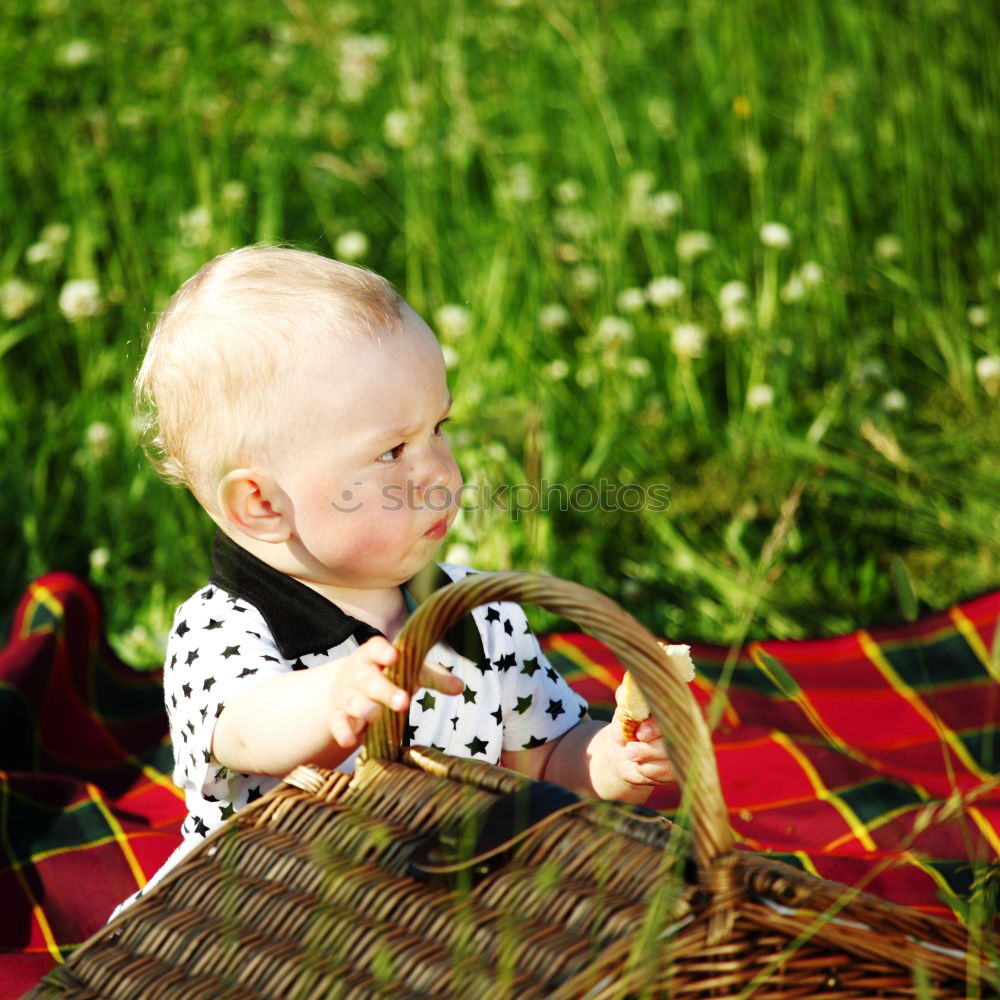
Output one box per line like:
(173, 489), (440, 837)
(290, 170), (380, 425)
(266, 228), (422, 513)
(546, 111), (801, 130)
(129, 532), (588, 906)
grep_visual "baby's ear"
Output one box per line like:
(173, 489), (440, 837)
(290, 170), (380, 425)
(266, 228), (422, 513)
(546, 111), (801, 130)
(216, 468), (291, 543)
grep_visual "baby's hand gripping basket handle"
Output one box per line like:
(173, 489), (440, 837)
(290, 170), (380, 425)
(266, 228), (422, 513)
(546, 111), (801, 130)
(363, 570), (734, 871)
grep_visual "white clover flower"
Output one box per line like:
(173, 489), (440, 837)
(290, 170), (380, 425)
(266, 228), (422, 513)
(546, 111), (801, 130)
(554, 207), (597, 241)
(56, 39), (95, 67)
(649, 190), (682, 227)
(799, 261), (824, 288)
(575, 363), (598, 387)
(434, 303), (473, 340)
(646, 276), (684, 308)
(538, 303), (571, 331)
(616, 287), (646, 313)
(543, 358), (570, 380)
(882, 389), (907, 413)
(717, 280), (749, 310)
(571, 265), (600, 298)
(88, 546), (110, 574)
(746, 383), (774, 411)
(874, 234), (903, 262)
(41, 223), (70, 246)
(676, 230), (713, 263)
(26, 242), (58, 266)
(780, 273), (806, 303)
(1, 278), (40, 320)
(624, 356), (651, 378)
(721, 306), (751, 334)
(759, 222), (792, 249)
(58, 279), (101, 321)
(179, 206), (212, 247)
(504, 163), (535, 203)
(383, 108), (416, 148)
(553, 179), (584, 204)
(335, 230), (369, 261)
(221, 180), (248, 209)
(967, 304), (989, 328)
(975, 355), (1000, 397)
(852, 358), (888, 386)
(646, 97), (676, 137)
(627, 170), (655, 201)
(338, 33), (389, 103)
(85, 421), (113, 457)
(671, 322), (705, 359)
(595, 315), (634, 345)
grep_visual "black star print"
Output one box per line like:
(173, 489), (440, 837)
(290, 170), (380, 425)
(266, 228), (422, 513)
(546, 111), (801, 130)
(237, 666), (257, 679)
(430, 743), (445, 753)
(202, 749), (212, 763)
(262, 654), (279, 663)
(523, 735), (547, 749)
(221, 645), (240, 658)
(192, 816), (209, 837)
(496, 652), (517, 672)
(185, 721), (195, 735)
(291, 657), (308, 671)
(182, 682), (192, 698)
(201, 588), (215, 600)
(203, 677), (216, 692)
(205, 619), (223, 630)
(503, 618), (513, 636)
(484, 607), (501, 624)
(405, 722), (419, 743)
(451, 715), (459, 730)
(246, 786), (263, 802)
(200, 706), (208, 722)
(472, 659), (492, 675)
(220, 802), (236, 821)
(185, 649), (199, 666)
(515, 694), (532, 714)
(170, 693), (177, 709)
(546, 699), (565, 720)
(227, 598), (247, 612)
(462, 687), (477, 704)
(490, 706), (503, 725)
(521, 657), (541, 676)
(417, 691), (436, 712)
(176, 620), (190, 638)
(546, 666), (559, 683)
(215, 703), (225, 718)
(465, 735), (489, 756)
(169, 653), (177, 669)
(578, 704), (588, 719)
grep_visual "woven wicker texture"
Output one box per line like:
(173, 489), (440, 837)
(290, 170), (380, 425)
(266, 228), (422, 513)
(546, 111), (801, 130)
(26, 571), (999, 999)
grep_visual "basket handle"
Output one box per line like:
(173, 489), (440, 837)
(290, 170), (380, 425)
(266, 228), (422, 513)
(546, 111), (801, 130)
(363, 570), (734, 870)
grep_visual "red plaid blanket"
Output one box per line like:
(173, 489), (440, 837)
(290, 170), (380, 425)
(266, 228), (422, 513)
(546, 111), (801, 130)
(2, 573), (998, 997)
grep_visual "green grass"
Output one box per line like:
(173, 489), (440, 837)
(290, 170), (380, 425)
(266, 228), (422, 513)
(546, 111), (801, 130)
(1, 0), (998, 662)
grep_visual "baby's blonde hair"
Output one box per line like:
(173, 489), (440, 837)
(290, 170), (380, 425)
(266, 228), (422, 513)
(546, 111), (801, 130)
(135, 245), (404, 513)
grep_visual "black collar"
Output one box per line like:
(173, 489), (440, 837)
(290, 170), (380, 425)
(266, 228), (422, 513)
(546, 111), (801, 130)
(209, 531), (485, 664)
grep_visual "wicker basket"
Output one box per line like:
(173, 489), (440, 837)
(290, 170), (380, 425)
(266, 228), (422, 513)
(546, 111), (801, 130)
(27, 571), (998, 999)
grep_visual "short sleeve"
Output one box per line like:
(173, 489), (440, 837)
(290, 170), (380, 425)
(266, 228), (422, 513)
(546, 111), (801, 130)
(162, 586), (290, 807)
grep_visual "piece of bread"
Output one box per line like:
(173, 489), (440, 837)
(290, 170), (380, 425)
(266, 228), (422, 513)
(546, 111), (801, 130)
(619, 670), (651, 742)
(620, 644), (696, 741)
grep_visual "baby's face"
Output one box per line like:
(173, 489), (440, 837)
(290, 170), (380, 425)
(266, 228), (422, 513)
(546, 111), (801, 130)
(271, 308), (463, 594)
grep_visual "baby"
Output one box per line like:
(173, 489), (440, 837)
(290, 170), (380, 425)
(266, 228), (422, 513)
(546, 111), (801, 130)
(130, 245), (673, 898)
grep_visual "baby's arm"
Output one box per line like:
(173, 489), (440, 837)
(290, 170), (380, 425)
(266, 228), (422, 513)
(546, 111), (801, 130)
(212, 637), (463, 777)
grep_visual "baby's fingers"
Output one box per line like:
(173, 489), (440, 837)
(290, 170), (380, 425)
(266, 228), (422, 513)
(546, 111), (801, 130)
(418, 658), (465, 696)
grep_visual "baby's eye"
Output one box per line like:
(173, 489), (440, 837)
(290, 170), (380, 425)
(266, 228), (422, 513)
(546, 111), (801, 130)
(376, 443), (405, 463)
